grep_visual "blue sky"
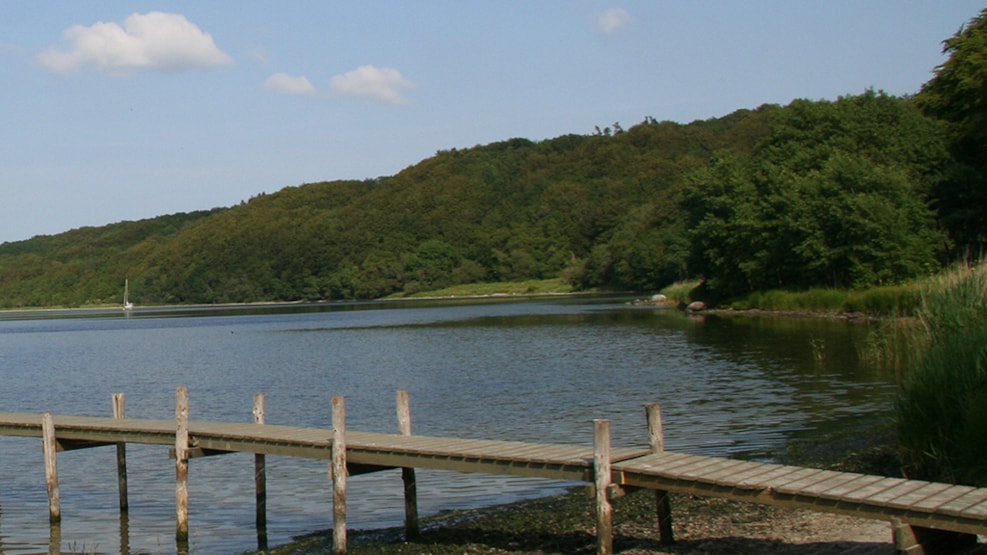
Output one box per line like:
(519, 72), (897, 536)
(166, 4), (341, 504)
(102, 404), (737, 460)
(1, 2), (983, 243)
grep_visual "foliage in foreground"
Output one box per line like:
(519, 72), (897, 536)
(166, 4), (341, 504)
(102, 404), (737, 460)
(894, 261), (987, 486)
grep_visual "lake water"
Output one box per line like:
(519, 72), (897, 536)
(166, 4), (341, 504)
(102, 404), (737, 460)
(0, 296), (897, 554)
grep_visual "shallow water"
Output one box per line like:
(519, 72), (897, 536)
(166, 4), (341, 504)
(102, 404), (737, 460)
(0, 297), (896, 554)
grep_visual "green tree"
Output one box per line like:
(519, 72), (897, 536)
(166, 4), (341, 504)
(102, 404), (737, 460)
(683, 93), (948, 299)
(915, 8), (987, 253)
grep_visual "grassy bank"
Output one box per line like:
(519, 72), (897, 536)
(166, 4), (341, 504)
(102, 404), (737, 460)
(659, 280), (925, 316)
(384, 278), (578, 299)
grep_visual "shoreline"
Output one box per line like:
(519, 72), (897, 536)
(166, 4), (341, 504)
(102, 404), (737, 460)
(248, 490), (896, 555)
(0, 288), (893, 323)
(245, 426), (907, 555)
(0, 290), (608, 317)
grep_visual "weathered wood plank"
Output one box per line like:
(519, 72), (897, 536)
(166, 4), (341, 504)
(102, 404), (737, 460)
(814, 474), (887, 500)
(772, 469), (845, 494)
(659, 456), (733, 478)
(725, 463), (804, 489)
(828, 476), (908, 503)
(361, 436), (464, 453)
(699, 459), (769, 485)
(959, 499), (987, 519)
(612, 452), (683, 473)
(884, 482), (955, 511)
(906, 484), (976, 512)
(453, 442), (551, 459)
(756, 467), (828, 491)
(859, 480), (931, 505)
(635, 453), (712, 474)
(790, 471), (868, 497)
(677, 458), (756, 482)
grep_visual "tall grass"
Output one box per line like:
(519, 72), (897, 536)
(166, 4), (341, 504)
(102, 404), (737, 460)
(855, 317), (925, 375)
(659, 280), (701, 304)
(726, 284), (923, 315)
(844, 285), (923, 316)
(894, 261), (987, 486)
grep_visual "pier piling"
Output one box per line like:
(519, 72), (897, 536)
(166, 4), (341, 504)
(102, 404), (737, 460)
(646, 403), (674, 544)
(41, 411), (60, 524)
(175, 386), (190, 549)
(593, 419), (613, 555)
(396, 390), (419, 539)
(113, 393), (129, 513)
(254, 393), (268, 550)
(331, 396), (347, 554)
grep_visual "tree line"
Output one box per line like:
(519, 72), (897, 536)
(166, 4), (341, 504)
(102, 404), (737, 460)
(1, 8), (984, 309)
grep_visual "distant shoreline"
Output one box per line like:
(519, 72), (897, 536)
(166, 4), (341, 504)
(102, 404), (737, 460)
(0, 288), (622, 316)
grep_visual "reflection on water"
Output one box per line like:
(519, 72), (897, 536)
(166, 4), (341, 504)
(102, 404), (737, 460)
(0, 297), (897, 554)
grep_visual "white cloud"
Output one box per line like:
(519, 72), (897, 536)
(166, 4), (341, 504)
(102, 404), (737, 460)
(598, 8), (631, 35)
(264, 73), (316, 96)
(330, 65), (414, 104)
(38, 11), (233, 75)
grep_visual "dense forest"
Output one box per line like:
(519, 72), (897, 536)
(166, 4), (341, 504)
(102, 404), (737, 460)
(1, 9), (985, 309)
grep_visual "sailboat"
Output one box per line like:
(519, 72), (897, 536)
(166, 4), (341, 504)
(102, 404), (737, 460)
(123, 279), (134, 311)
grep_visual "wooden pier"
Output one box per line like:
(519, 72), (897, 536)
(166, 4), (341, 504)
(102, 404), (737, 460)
(2, 388), (986, 554)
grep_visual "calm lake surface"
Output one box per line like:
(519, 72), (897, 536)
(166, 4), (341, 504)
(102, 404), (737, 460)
(0, 296), (897, 554)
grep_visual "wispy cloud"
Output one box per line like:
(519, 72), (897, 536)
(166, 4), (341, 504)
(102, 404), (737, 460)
(264, 73), (316, 96)
(598, 8), (631, 35)
(330, 65), (414, 104)
(38, 11), (233, 75)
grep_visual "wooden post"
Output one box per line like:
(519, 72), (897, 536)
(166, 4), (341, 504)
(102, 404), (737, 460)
(175, 386), (190, 548)
(331, 396), (347, 554)
(593, 419), (613, 555)
(119, 510), (131, 555)
(396, 390), (419, 539)
(113, 393), (129, 512)
(49, 522), (62, 555)
(42, 412), (60, 524)
(646, 403), (674, 544)
(254, 393), (268, 550)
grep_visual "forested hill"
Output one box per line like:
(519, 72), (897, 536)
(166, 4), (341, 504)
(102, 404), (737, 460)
(0, 107), (773, 307)
(2, 76), (985, 308)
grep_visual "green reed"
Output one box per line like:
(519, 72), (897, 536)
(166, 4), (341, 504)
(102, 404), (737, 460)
(894, 261), (987, 485)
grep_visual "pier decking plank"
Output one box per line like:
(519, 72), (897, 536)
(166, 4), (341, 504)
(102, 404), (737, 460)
(612, 449), (987, 538)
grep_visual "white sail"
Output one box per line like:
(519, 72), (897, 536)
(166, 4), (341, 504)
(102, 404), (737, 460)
(123, 279), (134, 310)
